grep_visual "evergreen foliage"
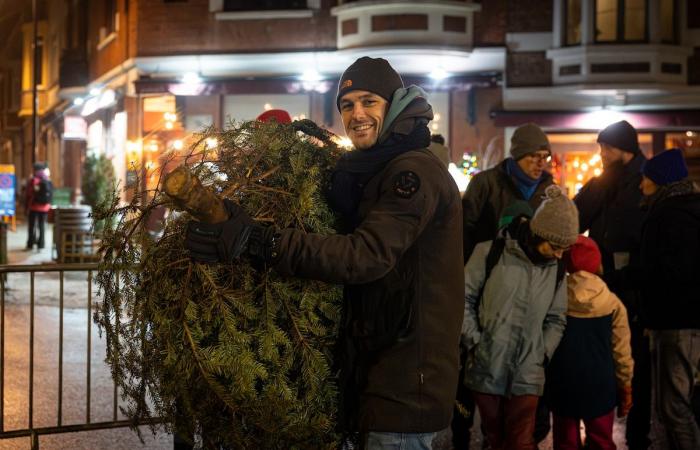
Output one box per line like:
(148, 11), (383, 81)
(92, 119), (344, 449)
(82, 152), (116, 209)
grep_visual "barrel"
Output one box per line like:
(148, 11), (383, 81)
(53, 206), (93, 263)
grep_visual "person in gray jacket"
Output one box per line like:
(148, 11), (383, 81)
(462, 185), (578, 450)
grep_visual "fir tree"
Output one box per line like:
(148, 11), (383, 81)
(93, 119), (344, 449)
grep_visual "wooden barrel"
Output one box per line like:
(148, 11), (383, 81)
(53, 206), (93, 263)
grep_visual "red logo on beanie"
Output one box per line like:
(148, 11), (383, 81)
(341, 79), (353, 89)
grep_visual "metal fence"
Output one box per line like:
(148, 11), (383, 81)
(0, 263), (160, 449)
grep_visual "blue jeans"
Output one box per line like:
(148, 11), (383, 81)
(650, 329), (700, 450)
(365, 432), (435, 450)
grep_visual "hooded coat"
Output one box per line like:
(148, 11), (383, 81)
(274, 87), (464, 433)
(461, 236), (567, 397)
(546, 271), (633, 419)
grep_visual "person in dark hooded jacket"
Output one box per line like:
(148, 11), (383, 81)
(574, 120), (651, 450)
(185, 57), (464, 450)
(632, 148), (700, 450)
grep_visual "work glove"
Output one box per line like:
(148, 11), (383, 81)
(185, 199), (255, 263)
(617, 385), (633, 417)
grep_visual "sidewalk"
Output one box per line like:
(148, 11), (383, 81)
(4, 219), (56, 266)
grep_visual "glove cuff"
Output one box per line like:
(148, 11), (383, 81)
(246, 225), (282, 265)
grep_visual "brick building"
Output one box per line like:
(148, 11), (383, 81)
(6, 0), (700, 201)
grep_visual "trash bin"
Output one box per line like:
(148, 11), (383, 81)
(53, 206), (94, 263)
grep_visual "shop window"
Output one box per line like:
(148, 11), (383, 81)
(565, 0), (582, 46)
(223, 0), (306, 11)
(660, 0), (676, 44)
(595, 0), (647, 43)
(223, 94), (309, 123)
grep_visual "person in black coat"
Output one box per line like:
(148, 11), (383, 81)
(634, 149), (700, 450)
(574, 120), (651, 450)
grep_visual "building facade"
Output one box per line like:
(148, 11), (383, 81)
(9, 0), (700, 203)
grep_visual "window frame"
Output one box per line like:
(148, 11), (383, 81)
(594, 0), (649, 44)
(563, 0), (583, 47)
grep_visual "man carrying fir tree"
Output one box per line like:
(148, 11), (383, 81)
(185, 57), (464, 449)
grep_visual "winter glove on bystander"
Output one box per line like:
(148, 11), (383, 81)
(617, 385), (633, 417)
(185, 199), (255, 263)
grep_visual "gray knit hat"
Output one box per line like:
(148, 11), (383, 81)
(530, 185), (579, 247)
(510, 123), (551, 160)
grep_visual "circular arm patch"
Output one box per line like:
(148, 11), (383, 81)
(392, 171), (421, 199)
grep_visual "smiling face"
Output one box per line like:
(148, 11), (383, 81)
(339, 90), (388, 150)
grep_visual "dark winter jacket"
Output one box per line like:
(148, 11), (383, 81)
(546, 271), (633, 420)
(26, 172), (51, 213)
(634, 184), (700, 330)
(574, 154), (646, 278)
(275, 148), (464, 432)
(461, 159), (553, 262)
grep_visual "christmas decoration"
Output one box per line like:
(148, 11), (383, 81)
(92, 119), (344, 449)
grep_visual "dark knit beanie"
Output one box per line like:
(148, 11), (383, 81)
(510, 123), (551, 160)
(564, 235), (601, 274)
(597, 120), (640, 154)
(530, 185), (580, 248)
(336, 57), (404, 110)
(641, 148), (688, 185)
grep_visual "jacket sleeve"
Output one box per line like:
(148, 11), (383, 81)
(462, 173), (489, 263)
(273, 157), (442, 284)
(461, 242), (489, 350)
(542, 274), (567, 360)
(610, 294), (634, 387)
(574, 178), (604, 233)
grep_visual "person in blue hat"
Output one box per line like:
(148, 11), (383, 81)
(634, 148), (700, 450)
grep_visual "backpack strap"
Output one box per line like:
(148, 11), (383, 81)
(474, 237), (506, 318)
(555, 259), (565, 291)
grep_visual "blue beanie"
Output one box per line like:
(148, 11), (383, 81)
(642, 148), (688, 185)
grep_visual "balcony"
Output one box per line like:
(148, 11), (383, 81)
(59, 50), (89, 89)
(331, 0), (481, 50)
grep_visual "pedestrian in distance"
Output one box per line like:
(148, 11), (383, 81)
(546, 235), (634, 450)
(462, 184), (578, 450)
(428, 133), (451, 168)
(185, 56), (464, 450)
(25, 162), (52, 251)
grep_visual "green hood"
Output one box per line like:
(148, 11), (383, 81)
(378, 85), (433, 144)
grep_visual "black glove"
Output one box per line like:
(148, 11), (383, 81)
(185, 199), (255, 263)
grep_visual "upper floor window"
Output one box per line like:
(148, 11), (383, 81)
(595, 0), (647, 43)
(223, 0), (306, 11)
(660, 0), (676, 43)
(565, 0), (582, 45)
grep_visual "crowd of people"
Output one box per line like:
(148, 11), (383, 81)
(183, 56), (700, 450)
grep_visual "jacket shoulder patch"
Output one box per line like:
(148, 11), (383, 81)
(392, 171), (421, 199)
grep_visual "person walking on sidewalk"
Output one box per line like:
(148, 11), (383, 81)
(462, 185), (577, 450)
(546, 235), (634, 450)
(25, 162), (52, 251)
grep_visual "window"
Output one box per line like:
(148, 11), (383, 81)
(595, 0), (647, 43)
(565, 0), (582, 45)
(100, 0), (117, 41)
(223, 0), (306, 11)
(660, 0), (676, 44)
(35, 37), (44, 87)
